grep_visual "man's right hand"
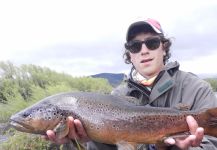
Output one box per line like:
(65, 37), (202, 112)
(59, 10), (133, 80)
(42, 116), (90, 144)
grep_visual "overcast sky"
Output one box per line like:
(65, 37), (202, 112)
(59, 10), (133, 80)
(0, 0), (217, 77)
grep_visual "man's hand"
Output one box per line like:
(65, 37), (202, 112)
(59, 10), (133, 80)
(164, 115), (204, 149)
(42, 116), (90, 144)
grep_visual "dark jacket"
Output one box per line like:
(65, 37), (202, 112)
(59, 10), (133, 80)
(87, 61), (217, 150)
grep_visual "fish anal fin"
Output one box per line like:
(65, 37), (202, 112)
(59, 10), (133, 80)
(155, 143), (170, 150)
(53, 119), (70, 139)
(116, 141), (137, 150)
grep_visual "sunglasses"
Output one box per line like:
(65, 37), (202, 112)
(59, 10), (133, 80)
(125, 37), (161, 53)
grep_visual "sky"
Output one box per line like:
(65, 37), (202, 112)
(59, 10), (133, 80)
(0, 0), (217, 77)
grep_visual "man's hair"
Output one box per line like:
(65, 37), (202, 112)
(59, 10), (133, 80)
(123, 33), (172, 64)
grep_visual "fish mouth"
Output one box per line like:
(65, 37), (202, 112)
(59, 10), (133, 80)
(10, 119), (37, 133)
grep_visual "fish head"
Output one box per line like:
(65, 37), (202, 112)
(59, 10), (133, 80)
(10, 103), (62, 135)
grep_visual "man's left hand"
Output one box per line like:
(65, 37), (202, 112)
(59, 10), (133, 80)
(164, 115), (204, 149)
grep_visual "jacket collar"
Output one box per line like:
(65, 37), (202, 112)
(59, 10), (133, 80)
(150, 61), (179, 102)
(149, 71), (175, 102)
(128, 61), (180, 103)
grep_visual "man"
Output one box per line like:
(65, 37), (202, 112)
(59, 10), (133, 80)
(45, 18), (217, 149)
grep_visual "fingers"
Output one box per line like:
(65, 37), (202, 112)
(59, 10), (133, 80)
(186, 116), (204, 147)
(43, 116), (89, 144)
(45, 130), (69, 144)
(164, 116), (204, 149)
(46, 130), (56, 142)
(67, 116), (79, 139)
(164, 135), (196, 149)
(186, 116), (198, 134)
(164, 137), (176, 145)
(192, 127), (204, 147)
(74, 119), (89, 142)
(175, 135), (196, 149)
(44, 117), (79, 144)
(67, 116), (90, 142)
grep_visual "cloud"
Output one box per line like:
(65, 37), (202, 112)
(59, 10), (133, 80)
(0, 0), (217, 76)
(178, 51), (217, 75)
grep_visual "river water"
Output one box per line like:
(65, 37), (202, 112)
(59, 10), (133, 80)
(0, 123), (9, 145)
(0, 134), (7, 143)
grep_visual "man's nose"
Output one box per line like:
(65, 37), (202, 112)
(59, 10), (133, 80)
(140, 43), (149, 54)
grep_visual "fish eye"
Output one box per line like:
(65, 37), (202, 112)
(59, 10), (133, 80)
(22, 113), (30, 118)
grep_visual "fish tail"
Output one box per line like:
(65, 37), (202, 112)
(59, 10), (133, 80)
(203, 107), (217, 137)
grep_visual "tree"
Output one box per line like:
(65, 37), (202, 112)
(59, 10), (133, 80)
(204, 78), (217, 92)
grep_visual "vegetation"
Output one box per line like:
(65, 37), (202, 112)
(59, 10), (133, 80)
(204, 78), (217, 92)
(0, 61), (112, 150)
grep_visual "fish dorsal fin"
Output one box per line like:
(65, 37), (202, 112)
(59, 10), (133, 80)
(124, 96), (141, 105)
(174, 103), (190, 111)
(116, 141), (137, 150)
(53, 118), (69, 139)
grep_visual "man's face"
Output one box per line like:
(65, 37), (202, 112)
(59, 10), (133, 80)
(129, 33), (165, 78)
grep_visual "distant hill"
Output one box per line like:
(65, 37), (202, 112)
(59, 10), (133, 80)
(197, 73), (217, 79)
(91, 73), (125, 87)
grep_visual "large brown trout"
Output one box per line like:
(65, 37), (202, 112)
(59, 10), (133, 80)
(10, 92), (217, 146)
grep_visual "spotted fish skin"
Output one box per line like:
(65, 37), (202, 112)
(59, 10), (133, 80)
(10, 92), (217, 144)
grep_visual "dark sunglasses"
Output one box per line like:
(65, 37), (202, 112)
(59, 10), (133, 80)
(125, 37), (161, 53)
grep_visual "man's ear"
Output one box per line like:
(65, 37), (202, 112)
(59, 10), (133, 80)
(162, 41), (168, 56)
(163, 50), (166, 56)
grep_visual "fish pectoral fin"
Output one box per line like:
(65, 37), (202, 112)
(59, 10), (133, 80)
(155, 143), (169, 150)
(61, 140), (86, 150)
(71, 139), (86, 150)
(53, 119), (70, 139)
(116, 141), (137, 150)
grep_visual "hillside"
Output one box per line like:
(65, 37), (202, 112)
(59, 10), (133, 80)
(91, 73), (125, 87)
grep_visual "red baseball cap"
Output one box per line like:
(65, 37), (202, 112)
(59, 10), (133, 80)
(126, 18), (164, 42)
